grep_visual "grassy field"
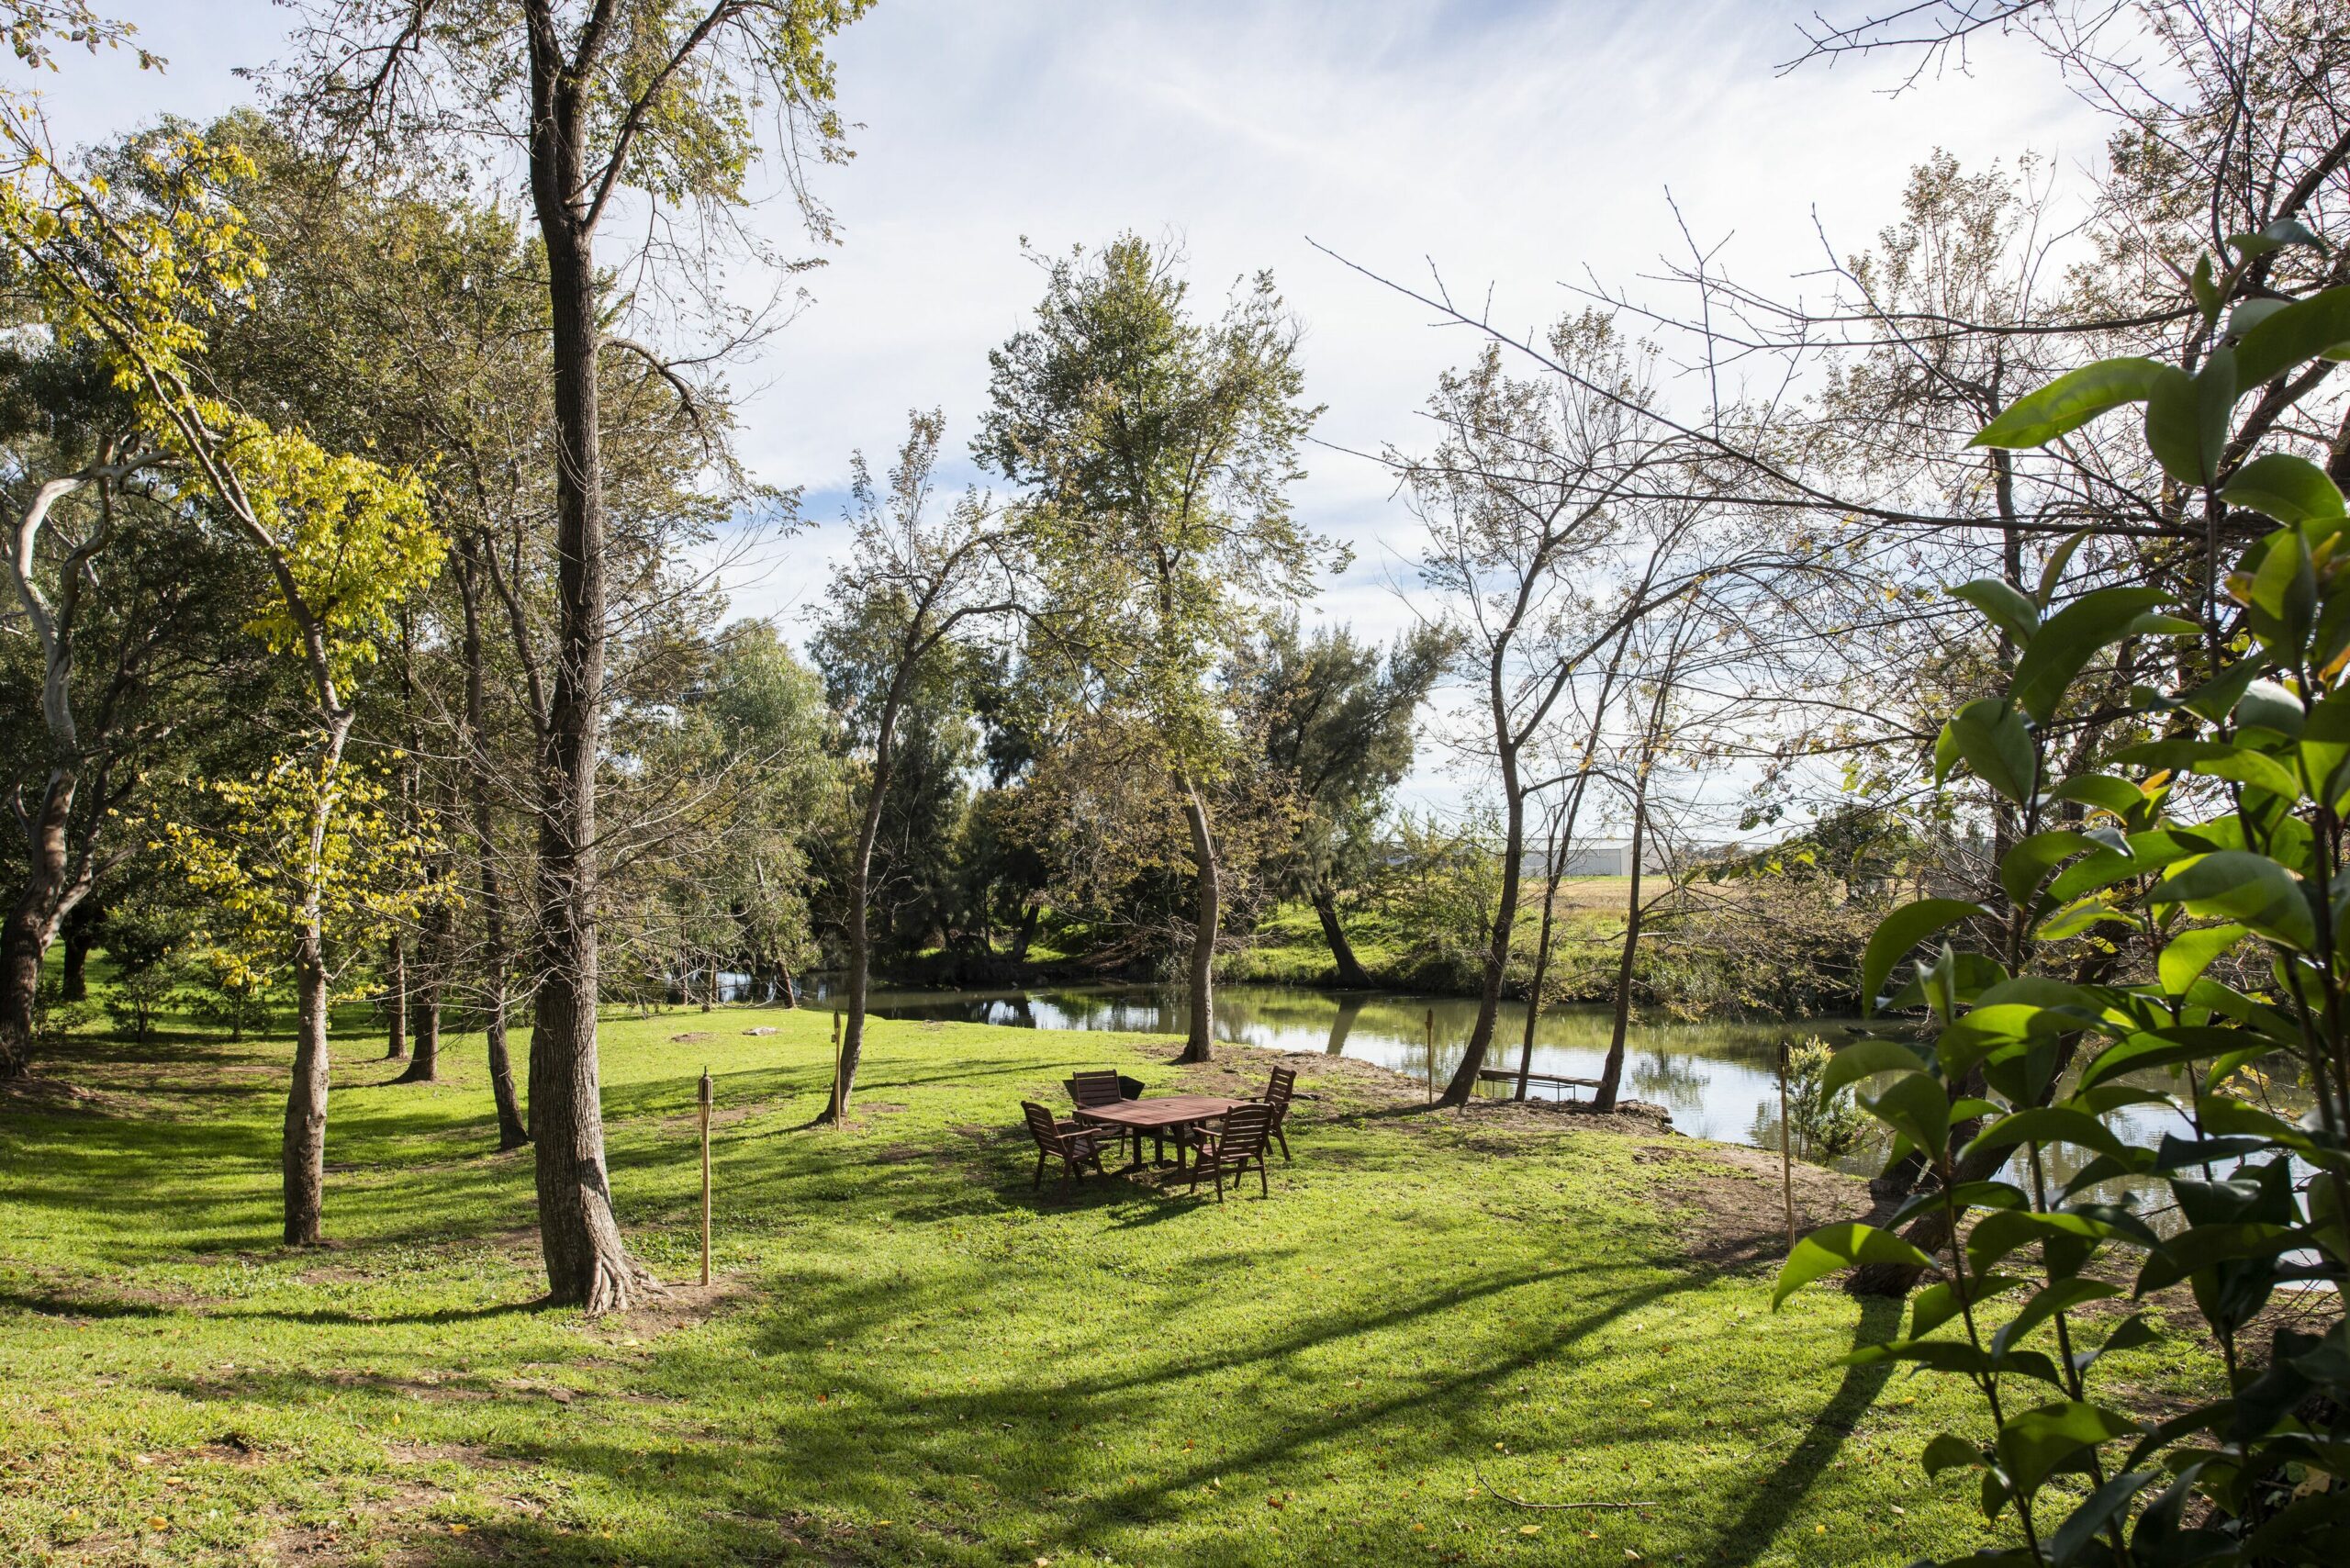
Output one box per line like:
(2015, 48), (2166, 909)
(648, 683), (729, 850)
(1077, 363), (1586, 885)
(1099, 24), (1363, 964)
(1222, 890), (1629, 991)
(0, 998), (2219, 1566)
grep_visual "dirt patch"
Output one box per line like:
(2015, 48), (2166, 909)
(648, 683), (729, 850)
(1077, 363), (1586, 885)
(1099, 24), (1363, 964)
(575, 1275), (759, 1344)
(669, 1031), (715, 1042)
(1641, 1141), (1867, 1271)
(0, 1073), (134, 1117)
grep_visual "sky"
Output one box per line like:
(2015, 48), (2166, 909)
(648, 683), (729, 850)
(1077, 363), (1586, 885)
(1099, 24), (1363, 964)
(35, 1), (2114, 817)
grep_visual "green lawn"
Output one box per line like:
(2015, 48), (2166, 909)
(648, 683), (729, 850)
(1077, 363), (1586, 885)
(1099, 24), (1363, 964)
(0, 1001), (2215, 1566)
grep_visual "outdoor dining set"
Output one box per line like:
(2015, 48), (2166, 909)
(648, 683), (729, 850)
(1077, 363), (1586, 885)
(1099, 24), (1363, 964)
(1020, 1067), (1296, 1201)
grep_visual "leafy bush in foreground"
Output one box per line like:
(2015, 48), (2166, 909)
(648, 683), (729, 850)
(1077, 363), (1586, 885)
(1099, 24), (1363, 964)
(1776, 258), (2350, 1562)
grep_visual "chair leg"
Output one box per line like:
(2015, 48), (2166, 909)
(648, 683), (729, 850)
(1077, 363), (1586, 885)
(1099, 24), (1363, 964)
(1275, 1126), (1291, 1163)
(1259, 1154), (1270, 1198)
(1034, 1151), (1046, 1191)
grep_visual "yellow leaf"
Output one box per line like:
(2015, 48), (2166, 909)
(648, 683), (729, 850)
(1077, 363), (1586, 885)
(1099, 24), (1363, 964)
(1519, 1524), (1541, 1535)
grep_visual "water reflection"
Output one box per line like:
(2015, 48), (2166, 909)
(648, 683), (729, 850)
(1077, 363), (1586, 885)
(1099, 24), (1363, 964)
(806, 977), (1834, 1143)
(793, 977), (2312, 1227)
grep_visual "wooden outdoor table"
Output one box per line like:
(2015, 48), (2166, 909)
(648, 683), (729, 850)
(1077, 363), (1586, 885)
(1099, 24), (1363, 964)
(1073, 1094), (1244, 1174)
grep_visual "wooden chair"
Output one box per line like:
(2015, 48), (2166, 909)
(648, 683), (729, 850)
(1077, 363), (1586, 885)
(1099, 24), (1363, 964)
(1022, 1101), (1107, 1192)
(1188, 1102), (1276, 1202)
(1257, 1067), (1297, 1163)
(1066, 1070), (1142, 1163)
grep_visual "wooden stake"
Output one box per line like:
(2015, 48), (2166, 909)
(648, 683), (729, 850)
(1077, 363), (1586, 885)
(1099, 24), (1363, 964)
(1425, 1009), (1435, 1104)
(1776, 1039), (1796, 1254)
(698, 1066), (713, 1287)
(830, 1009), (844, 1123)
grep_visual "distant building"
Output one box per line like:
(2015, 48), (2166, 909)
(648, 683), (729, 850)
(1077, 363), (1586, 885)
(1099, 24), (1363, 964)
(1520, 837), (1672, 879)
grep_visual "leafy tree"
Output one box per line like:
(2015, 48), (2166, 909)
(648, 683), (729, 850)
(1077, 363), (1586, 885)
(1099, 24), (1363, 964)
(1236, 616), (1448, 988)
(978, 234), (1332, 1062)
(281, 0), (874, 1310)
(811, 409), (1019, 1116)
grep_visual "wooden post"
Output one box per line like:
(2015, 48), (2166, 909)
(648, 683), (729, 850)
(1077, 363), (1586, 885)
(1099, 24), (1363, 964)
(1776, 1039), (1796, 1254)
(1425, 1009), (1435, 1105)
(698, 1066), (713, 1287)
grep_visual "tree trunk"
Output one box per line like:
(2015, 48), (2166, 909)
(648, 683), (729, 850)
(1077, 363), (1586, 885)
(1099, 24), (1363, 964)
(457, 537), (528, 1150)
(0, 766), (72, 1080)
(396, 908), (443, 1084)
(1440, 753), (1524, 1105)
(383, 934), (408, 1060)
(829, 727), (896, 1122)
(1178, 774), (1220, 1064)
(1592, 786), (1651, 1113)
(1310, 885), (1371, 990)
(523, 129), (652, 1310)
(61, 905), (95, 1002)
(1012, 901), (1040, 964)
(1514, 821), (1568, 1102)
(283, 931), (330, 1245)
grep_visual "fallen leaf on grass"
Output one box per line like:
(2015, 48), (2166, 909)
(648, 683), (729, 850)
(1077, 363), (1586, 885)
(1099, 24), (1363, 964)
(1518, 1524), (1541, 1535)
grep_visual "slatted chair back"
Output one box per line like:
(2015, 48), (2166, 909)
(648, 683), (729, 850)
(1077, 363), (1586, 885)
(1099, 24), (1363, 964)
(1023, 1100), (1068, 1147)
(1021, 1100), (1105, 1192)
(1220, 1102), (1275, 1158)
(1258, 1067), (1297, 1162)
(1067, 1070), (1124, 1108)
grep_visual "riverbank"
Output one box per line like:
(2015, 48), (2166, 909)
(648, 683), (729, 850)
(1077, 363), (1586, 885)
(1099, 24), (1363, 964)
(2, 1002), (2216, 1565)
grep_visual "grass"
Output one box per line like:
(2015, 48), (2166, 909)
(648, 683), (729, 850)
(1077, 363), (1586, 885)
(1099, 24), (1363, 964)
(0, 996), (2220, 1566)
(1223, 892), (1628, 991)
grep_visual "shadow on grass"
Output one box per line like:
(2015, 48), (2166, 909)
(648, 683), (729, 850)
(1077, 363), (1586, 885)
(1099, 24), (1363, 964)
(1705, 1293), (1902, 1566)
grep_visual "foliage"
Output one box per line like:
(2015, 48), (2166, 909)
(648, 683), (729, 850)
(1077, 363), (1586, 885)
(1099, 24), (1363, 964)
(1776, 271), (2350, 1562)
(160, 755), (446, 989)
(1783, 1036), (1872, 1162)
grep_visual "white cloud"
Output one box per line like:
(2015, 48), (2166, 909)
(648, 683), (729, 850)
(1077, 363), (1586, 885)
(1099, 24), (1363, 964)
(39, 1), (2113, 812)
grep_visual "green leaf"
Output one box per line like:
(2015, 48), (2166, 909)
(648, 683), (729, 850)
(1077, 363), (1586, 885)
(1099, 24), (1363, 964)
(1999, 829), (2102, 910)
(2223, 453), (2347, 528)
(2048, 1471), (2158, 1565)
(2034, 896), (2140, 943)
(1964, 1107), (2133, 1166)
(2227, 218), (2326, 260)
(2153, 851), (2314, 950)
(1953, 578), (2042, 644)
(2107, 738), (2301, 801)
(1859, 898), (1985, 1014)
(2035, 529), (2090, 608)
(2143, 352), (2235, 487)
(1969, 357), (2165, 449)
(1819, 1037), (1935, 1094)
(2046, 773), (2143, 821)
(1862, 1071), (1953, 1159)
(2246, 525), (2318, 654)
(1944, 698), (2038, 801)
(2233, 285), (2350, 387)
(2158, 924), (2249, 995)
(2190, 253), (2221, 325)
(1922, 1432), (1986, 1478)
(1909, 1273), (2028, 1339)
(2228, 297), (2289, 338)
(1992, 1400), (2137, 1496)
(1771, 1222), (1936, 1308)
(2011, 587), (2171, 722)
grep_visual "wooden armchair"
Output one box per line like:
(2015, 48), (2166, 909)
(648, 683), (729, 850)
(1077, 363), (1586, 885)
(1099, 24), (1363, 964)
(1066, 1070), (1143, 1162)
(1187, 1102), (1276, 1202)
(1257, 1067), (1297, 1163)
(1022, 1101), (1107, 1192)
